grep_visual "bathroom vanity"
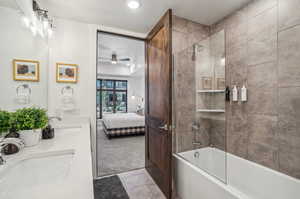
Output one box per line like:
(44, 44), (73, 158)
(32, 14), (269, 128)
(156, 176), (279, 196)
(0, 118), (94, 199)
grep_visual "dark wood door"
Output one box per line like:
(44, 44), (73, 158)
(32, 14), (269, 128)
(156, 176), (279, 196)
(145, 9), (172, 199)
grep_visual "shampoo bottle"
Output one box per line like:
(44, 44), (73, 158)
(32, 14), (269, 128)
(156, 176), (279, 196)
(232, 85), (238, 102)
(241, 85), (247, 102)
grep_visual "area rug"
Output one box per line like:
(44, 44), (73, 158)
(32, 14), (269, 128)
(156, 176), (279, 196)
(94, 175), (129, 199)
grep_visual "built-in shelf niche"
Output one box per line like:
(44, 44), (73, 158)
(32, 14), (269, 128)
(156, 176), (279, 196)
(197, 109), (225, 113)
(197, 90), (225, 93)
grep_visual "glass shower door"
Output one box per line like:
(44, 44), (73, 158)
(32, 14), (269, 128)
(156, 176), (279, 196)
(173, 30), (227, 183)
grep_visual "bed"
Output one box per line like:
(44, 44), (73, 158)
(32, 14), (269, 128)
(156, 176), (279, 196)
(102, 113), (145, 138)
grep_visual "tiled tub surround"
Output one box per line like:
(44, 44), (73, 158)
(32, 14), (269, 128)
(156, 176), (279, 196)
(174, 0), (300, 182)
(210, 0), (300, 180)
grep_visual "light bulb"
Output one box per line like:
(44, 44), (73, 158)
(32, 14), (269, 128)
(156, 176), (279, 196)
(38, 28), (45, 38)
(48, 28), (53, 37)
(22, 16), (30, 27)
(43, 20), (49, 29)
(30, 25), (37, 36)
(127, 0), (140, 9)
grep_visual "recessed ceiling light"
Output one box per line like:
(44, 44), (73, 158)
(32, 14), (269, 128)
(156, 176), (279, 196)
(126, 0), (141, 9)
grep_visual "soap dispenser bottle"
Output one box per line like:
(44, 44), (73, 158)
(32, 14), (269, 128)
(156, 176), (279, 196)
(232, 85), (238, 102)
(241, 85), (247, 102)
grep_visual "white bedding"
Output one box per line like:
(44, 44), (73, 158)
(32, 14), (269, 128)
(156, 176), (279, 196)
(102, 113), (145, 129)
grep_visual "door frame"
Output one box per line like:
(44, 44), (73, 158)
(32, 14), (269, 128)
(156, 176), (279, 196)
(96, 30), (146, 177)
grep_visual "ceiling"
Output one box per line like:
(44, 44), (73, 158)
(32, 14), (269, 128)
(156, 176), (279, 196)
(97, 32), (145, 77)
(0, 0), (17, 9)
(98, 32), (144, 62)
(35, 0), (251, 34)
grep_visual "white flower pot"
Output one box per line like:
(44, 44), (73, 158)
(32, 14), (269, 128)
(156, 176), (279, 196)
(0, 133), (5, 141)
(19, 129), (41, 147)
(0, 131), (9, 139)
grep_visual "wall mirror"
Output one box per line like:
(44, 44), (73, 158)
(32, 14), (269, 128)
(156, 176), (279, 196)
(0, 2), (49, 111)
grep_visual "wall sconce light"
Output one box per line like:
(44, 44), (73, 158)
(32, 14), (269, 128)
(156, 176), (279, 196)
(21, 0), (54, 38)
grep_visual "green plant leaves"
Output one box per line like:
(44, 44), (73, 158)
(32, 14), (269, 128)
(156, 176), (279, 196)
(0, 110), (11, 134)
(11, 108), (48, 131)
(0, 108), (48, 133)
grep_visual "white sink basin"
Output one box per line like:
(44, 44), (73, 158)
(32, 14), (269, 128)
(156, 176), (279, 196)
(0, 150), (74, 199)
(55, 127), (81, 134)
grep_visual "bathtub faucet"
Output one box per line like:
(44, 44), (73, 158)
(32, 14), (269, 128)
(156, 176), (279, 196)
(193, 142), (202, 146)
(191, 123), (200, 131)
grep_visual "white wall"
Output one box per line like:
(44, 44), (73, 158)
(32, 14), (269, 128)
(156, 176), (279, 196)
(128, 75), (145, 112)
(48, 18), (93, 117)
(48, 17), (146, 176)
(98, 63), (131, 76)
(0, 6), (48, 111)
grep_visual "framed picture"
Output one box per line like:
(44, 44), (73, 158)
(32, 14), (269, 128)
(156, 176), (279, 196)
(202, 77), (212, 90)
(56, 63), (78, 83)
(13, 59), (39, 82)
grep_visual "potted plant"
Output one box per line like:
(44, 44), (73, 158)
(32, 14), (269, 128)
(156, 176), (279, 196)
(12, 108), (48, 147)
(0, 110), (11, 139)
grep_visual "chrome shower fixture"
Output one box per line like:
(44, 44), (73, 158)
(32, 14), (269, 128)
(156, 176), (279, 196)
(192, 44), (204, 61)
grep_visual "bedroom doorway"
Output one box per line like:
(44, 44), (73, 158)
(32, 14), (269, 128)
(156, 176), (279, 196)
(96, 31), (146, 177)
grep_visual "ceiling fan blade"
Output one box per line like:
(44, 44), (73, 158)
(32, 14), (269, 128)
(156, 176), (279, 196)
(98, 60), (113, 63)
(118, 58), (131, 61)
(99, 57), (111, 60)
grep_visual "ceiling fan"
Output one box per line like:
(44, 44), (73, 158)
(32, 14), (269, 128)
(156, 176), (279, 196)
(99, 53), (131, 64)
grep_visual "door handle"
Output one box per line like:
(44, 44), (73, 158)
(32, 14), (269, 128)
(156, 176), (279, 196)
(159, 124), (169, 131)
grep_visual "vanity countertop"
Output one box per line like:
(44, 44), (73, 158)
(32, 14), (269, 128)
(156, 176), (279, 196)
(1, 118), (94, 199)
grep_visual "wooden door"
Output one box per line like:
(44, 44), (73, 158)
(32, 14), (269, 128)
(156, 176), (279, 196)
(145, 9), (172, 199)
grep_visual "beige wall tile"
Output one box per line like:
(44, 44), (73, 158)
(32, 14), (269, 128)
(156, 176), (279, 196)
(247, 6), (277, 41)
(278, 0), (300, 31)
(277, 86), (300, 179)
(172, 31), (188, 54)
(172, 15), (188, 34)
(247, 0), (277, 18)
(278, 25), (300, 87)
(227, 114), (248, 158)
(247, 88), (277, 115)
(247, 35), (277, 66)
(247, 62), (277, 89)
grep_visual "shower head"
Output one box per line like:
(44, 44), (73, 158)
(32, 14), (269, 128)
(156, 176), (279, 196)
(193, 44), (204, 52)
(192, 44), (204, 61)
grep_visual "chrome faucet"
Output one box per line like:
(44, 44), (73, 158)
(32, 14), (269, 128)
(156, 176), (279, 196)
(48, 116), (62, 122)
(192, 122), (202, 147)
(0, 143), (8, 165)
(191, 123), (199, 131)
(0, 138), (25, 165)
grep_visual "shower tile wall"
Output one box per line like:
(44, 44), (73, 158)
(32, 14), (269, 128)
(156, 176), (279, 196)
(210, 0), (300, 179)
(172, 16), (210, 152)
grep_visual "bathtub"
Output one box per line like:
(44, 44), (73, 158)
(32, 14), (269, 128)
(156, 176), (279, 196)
(173, 147), (300, 199)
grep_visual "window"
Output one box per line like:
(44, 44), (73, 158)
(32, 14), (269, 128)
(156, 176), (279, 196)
(97, 79), (128, 118)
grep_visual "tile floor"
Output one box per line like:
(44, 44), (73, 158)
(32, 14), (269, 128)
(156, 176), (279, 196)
(118, 169), (166, 199)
